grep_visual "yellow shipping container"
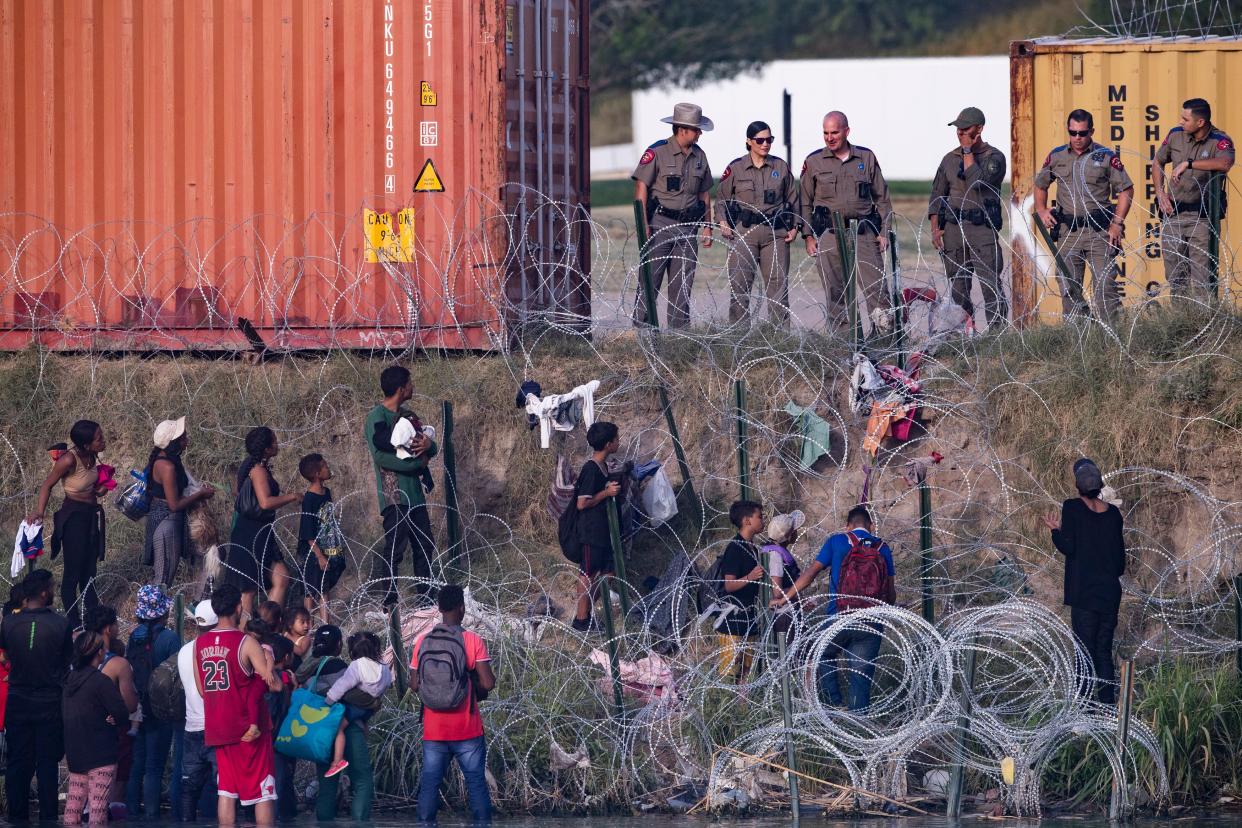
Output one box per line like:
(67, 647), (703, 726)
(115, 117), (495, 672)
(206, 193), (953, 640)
(1009, 37), (1242, 321)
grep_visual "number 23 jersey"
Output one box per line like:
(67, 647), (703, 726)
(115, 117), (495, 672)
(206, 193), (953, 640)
(196, 628), (270, 746)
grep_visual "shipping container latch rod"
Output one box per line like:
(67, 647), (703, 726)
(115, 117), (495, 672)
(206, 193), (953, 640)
(235, 317), (271, 364)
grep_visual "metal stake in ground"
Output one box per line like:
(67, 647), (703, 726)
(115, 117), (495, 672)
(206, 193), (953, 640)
(1235, 574), (1242, 677)
(442, 400), (461, 556)
(946, 642), (977, 819)
(919, 474), (934, 624)
(597, 570), (626, 719)
(606, 498), (631, 620)
(832, 211), (861, 351)
(1109, 659), (1136, 819)
(735, 378), (753, 502)
(389, 605), (410, 699)
(633, 200), (661, 328)
(889, 229), (906, 369)
(657, 382), (702, 530)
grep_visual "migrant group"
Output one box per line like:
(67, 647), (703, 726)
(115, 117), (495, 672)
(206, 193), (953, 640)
(7, 360), (1130, 825)
(636, 97), (1232, 329)
(7, 366), (493, 824)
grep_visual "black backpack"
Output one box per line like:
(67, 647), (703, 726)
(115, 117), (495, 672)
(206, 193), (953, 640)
(127, 623), (174, 718)
(558, 464), (598, 564)
(147, 655), (186, 724)
(696, 552), (729, 613)
(417, 624), (471, 712)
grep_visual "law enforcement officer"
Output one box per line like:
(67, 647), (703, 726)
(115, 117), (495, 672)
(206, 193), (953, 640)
(632, 102), (714, 329)
(929, 107), (1008, 328)
(799, 111), (893, 331)
(715, 121), (800, 327)
(1034, 109), (1134, 317)
(1151, 97), (1236, 300)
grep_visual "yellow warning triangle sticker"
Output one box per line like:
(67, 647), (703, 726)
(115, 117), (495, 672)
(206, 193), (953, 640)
(413, 159), (444, 193)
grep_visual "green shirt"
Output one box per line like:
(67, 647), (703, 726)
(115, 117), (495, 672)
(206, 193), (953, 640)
(364, 404), (438, 512)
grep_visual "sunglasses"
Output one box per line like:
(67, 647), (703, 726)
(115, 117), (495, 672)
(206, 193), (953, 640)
(1068, 129), (1092, 137)
(751, 136), (775, 144)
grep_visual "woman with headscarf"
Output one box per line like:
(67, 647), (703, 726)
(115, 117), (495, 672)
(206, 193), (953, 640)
(144, 417), (216, 586)
(27, 420), (109, 628)
(227, 427), (300, 617)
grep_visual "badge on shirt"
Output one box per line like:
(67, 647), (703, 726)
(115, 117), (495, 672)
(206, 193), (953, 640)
(857, 162), (865, 172)
(771, 169), (780, 178)
(1091, 150), (1106, 164)
(987, 158), (1002, 175)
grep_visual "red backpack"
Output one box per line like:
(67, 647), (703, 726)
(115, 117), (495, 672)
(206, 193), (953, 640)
(836, 530), (895, 613)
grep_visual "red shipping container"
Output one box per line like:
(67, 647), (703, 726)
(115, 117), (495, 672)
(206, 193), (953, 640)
(0, 0), (590, 350)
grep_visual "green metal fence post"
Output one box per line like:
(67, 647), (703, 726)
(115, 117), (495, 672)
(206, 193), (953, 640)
(832, 211), (860, 350)
(633, 200), (661, 328)
(606, 499), (631, 620)
(1109, 659), (1136, 820)
(657, 382), (701, 528)
(889, 229), (906, 369)
(1235, 574), (1242, 678)
(442, 400), (461, 554)
(734, 378), (753, 502)
(946, 642), (977, 819)
(389, 605), (410, 699)
(1207, 175), (1223, 300)
(919, 476), (934, 624)
(597, 574), (625, 719)
(173, 594), (184, 646)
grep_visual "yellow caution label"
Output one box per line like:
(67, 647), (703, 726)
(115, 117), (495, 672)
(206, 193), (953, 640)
(420, 81), (437, 106)
(413, 159), (445, 193)
(364, 208), (415, 263)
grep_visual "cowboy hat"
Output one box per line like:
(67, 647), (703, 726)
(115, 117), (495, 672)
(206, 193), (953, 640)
(660, 102), (714, 132)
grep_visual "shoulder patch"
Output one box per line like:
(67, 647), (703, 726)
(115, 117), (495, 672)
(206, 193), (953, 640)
(1219, 137), (1234, 152)
(639, 148), (656, 165)
(1110, 156), (1124, 171)
(1041, 153), (1053, 168)
(720, 165), (732, 181)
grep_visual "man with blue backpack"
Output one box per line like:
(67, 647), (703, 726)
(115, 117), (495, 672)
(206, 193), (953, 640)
(772, 506), (896, 711)
(411, 584), (496, 823)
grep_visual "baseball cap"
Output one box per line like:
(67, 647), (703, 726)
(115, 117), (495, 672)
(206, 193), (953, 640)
(949, 107), (986, 128)
(313, 624), (342, 655)
(190, 599), (218, 627)
(767, 510), (806, 543)
(1074, 458), (1104, 494)
(153, 417), (187, 450)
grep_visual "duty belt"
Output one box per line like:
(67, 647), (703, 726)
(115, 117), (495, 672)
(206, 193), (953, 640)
(1061, 209), (1113, 232)
(1171, 201), (1210, 217)
(943, 208), (988, 226)
(655, 203), (706, 222)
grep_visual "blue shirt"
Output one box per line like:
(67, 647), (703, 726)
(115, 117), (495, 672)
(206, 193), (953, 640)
(814, 529), (896, 615)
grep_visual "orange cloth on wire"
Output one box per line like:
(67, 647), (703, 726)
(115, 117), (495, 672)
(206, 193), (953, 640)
(864, 401), (907, 456)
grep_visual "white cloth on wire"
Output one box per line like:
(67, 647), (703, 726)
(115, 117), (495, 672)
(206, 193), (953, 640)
(525, 379), (600, 448)
(11, 521), (41, 578)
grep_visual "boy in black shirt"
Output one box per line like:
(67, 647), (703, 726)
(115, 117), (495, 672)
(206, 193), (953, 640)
(298, 454), (346, 622)
(572, 422), (622, 632)
(718, 500), (766, 681)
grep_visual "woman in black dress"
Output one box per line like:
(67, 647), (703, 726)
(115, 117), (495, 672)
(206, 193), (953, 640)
(1043, 457), (1126, 704)
(228, 427), (301, 616)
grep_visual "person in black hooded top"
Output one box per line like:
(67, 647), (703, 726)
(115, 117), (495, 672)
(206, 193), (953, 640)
(62, 631), (130, 825)
(1043, 457), (1126, 704)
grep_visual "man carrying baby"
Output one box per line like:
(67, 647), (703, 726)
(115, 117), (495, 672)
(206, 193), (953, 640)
(363, 366), (439, 608)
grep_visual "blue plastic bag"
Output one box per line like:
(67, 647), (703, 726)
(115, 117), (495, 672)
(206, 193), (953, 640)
(274, 686), (345, 763)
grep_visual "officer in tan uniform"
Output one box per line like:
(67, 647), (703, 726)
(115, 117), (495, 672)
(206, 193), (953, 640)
(715, 120), (800, 327)
(799, 111), (893, 331)
(1151, 97), (1235, 300)
(929, 107), (1008, 328)
(1034, 109), (1134, 317)
(632, 102), (714, 329)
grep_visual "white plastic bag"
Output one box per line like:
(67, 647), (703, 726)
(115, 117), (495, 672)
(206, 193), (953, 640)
(641, 468), (678, 527)
(928, 296), (971, 337)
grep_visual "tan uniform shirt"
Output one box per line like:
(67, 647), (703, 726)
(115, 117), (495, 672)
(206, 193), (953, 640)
(1033, 142), (1133, 217)
(714, 155), (799, 226)
(1154, 125), (1235, 208)
(632, 138), (713, 213)
(799, 143), (893, 234)
(928, 142), (1007, 224)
